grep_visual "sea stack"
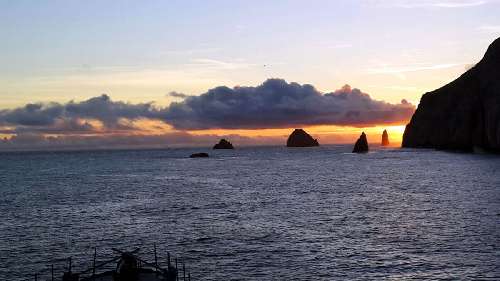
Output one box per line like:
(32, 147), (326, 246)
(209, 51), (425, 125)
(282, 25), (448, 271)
(353, 132), (369, 153)
(403, 37), (500, 152)
(213, 139), (234, 149)
(381, 130), (390, 146)
(286, 129), (319, 147)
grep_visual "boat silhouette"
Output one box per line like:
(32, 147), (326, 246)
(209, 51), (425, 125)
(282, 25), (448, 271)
(33, 245), (190, 281)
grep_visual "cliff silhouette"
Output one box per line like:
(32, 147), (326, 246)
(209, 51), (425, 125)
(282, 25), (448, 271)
(403, 37), (500, 152)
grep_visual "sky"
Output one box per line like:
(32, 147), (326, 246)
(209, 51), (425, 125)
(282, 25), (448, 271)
(1, 0), (499, 150)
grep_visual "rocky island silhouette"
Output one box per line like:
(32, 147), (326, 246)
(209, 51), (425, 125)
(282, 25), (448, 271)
(213, 139), (234, 149)
(286, 129), (319, 147)
(352, 132), (369, 153)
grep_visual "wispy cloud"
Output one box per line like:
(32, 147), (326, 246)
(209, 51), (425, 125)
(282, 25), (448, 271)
(369, 85), (423, 92)
(235, 24), (246, 32)
(384, 0), (489, 8)
(366, 63), (464, 74)
(327, 43), (353, 49)
(188, 58), (256, 70)
(168, 91), (190, 99)
(478, 25), (500, 33)
(160, 47), (221, 56)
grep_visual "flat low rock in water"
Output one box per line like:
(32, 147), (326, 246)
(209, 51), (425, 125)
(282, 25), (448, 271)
(190, 152), (209, 158)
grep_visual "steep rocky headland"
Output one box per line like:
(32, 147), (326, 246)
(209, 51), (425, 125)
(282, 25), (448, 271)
(403, 37), (500, 152)
(286, 129), (319, 147)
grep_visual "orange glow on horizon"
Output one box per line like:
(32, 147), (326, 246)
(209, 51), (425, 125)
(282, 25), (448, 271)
(1, 118), (408, 146)
(189, 124), (407, 145)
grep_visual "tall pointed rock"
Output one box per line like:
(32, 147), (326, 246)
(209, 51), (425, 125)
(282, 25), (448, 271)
(353, 132), (369, 153)
(381, 130), (389, 146)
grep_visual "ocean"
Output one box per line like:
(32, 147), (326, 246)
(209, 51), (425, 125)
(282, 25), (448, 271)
(0, 146), (499, 280)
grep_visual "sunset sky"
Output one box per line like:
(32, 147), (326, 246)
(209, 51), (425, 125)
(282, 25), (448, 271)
(1, 0), (500, 149)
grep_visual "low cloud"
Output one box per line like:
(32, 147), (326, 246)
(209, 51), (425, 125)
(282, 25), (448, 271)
(163, 79), (415, 129)
(477, 25), (500, 34)
(389, 0), (488, 8)
(327, 43), (353, 49)
(0, 79), (415, 149)
(366, 63), (464, 74)
(187, 58), (256, 70)
(168, 91), (190, 99)
(0, 132), (282, 151)
(0, 94), (161, 133)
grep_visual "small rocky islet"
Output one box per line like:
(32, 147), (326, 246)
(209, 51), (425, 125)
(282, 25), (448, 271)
(190, 138), (234, 157)
(191, 129), (389, 156)
(213, 139), (234, 149)
(286, 129), (319, 147)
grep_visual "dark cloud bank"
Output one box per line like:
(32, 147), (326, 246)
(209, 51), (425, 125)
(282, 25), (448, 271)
(0, 79), (415, 150)
(0, 94), (158, 132)
(166, 79), (414, 129)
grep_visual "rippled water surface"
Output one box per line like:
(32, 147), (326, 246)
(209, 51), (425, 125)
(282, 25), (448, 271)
(1, 146), (499, 280)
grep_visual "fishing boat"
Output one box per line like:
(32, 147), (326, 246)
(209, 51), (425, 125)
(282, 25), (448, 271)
(33, 246), (191, 281)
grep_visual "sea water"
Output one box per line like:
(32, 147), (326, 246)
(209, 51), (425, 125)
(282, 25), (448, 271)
(0, 146), (499, 280)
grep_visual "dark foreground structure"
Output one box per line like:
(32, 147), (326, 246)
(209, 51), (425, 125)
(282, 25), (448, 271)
(32, 247), (190, 281)
(403, 37), (500, 152)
